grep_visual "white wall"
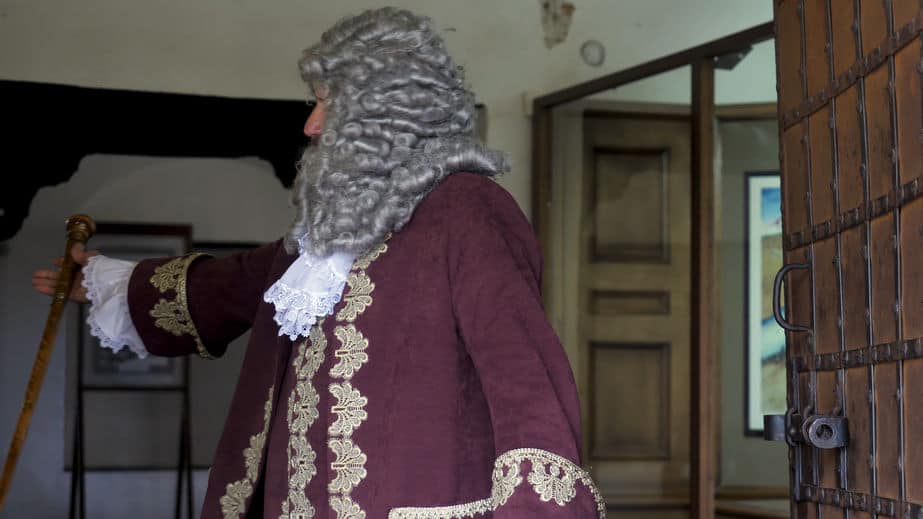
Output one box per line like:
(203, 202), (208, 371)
(0, 0), (773, 214)
(586, 35), (777, 106)
(0, 155), (288, 518)
(715, 38), (778, 105)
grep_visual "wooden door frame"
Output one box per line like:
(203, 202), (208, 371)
(530, 21), (775, 519)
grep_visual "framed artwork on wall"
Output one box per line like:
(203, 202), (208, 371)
(744, 172), (786, 435)
(66, 222), (192, 472)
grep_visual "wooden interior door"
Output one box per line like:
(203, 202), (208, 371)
(548, 104), (692, 517)
(772, 1), (923, 517)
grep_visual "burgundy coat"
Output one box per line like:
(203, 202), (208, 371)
(126, 173), (606, 518)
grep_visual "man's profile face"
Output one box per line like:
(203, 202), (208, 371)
(303, 100), (326, 138)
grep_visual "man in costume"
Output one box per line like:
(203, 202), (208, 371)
(33, 7), (606, 518)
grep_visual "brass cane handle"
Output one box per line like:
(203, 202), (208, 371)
(65, 214), (96, 244)
(53, 214), (96, 306)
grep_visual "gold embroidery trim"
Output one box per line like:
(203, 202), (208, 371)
(219, 385), (275, 519)
(329, 381), (368, 437)
(328, 323), (370, 517)
(352, 241), (388, 271)
(148, 253), (215, 359)
(386, 448), (608, 519)
(279, 324), (326, 519)
(330, 495), (365, 518)
(328, 438), (368, 493)
(330, 325), (369, 380)
(327, 238), (388, 518)
(336, 272), (374, 323)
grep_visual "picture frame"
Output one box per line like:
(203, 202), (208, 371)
(744, 172), (786, 435)
(65, 223), (192, 471)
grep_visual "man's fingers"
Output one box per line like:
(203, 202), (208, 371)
(33, 285), (54, 296)
(70, 243), (88, 265)
(33, 280), (54, 290)
(31, 277), (56, 295)
(33, 269), (59, 281)
(32, 275), (57, 287)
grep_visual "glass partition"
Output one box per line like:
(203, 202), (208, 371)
(714, 37), (789, 516)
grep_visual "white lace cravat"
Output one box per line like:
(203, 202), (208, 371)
(263, 237), (356, 341)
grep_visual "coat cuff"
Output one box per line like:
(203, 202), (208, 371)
(127, 253), (215, 359)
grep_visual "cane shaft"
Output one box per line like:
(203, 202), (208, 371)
(0, 215), (95, 511)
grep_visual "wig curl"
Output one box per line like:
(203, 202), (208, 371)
(285, 7), (510, 257)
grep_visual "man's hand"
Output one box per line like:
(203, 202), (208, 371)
(31, 243), (99, 304)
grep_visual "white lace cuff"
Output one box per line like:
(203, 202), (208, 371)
(82, 255), (148, 359)
(263, 237), (356, 340)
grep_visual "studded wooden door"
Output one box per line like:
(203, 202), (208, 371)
(771, 0), (923, 517)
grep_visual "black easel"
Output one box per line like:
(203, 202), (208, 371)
(69, 306), (194, 519)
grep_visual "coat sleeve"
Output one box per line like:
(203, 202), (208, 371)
(448, 180), (606, 518)
(126, 240), (282, 359)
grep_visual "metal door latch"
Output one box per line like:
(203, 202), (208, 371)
(764, 411), (849, 449)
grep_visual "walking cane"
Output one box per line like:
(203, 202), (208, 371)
(0, 214), (96, 512)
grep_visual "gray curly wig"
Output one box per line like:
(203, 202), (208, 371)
(284, 7), (510, 257)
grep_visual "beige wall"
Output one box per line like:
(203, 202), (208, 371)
(0, 0), (772, 215)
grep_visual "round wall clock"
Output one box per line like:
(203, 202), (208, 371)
(580, 39), (606, 67)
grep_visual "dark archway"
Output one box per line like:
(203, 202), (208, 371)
(0, 80), (313, 241)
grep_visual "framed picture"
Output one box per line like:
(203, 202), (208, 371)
(66, 223), (193, 471)
(78, 223), (191, 388)
(744, 172), (786, 435)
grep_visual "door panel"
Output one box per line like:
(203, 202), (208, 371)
(870, 214), (898, 345)
(839, 226), (866, 350)
(830, 0), (859, 78)
(773, 0), (923, 516)
(582, 113), (691, 499)
(901, 198), (923, 339)
(893, 0), (919, 29)
(874, 361), (900, 500)
(776, 0), (805, 114)
(548, 101), (692, 515)
(895, 40), (923, 186)
(859, 0), (889, 55)
(834, 85), (864, 223)
(782, 122), (811, 244)
(804, 0), (830, 95)
(844, 366), (871, 494)
(905, 356), (923, 503)
(865, 65), (895, 204)
(812, 238), (839, 355)
(809, 106), (836, 229)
